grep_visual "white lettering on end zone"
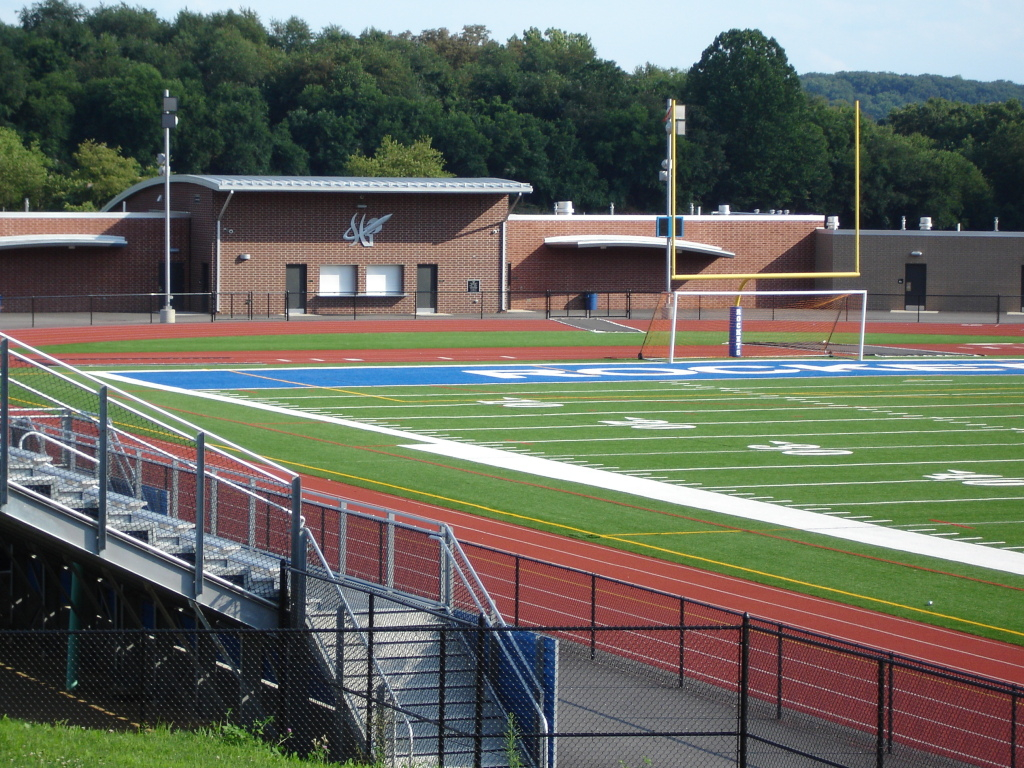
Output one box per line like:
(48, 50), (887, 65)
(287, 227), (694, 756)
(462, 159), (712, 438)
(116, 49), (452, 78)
(464, 360), (1024, 381)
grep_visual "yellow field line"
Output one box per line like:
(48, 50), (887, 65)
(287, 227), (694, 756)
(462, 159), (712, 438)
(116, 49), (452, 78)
(613, 530), (741, 537)
(227, 369), (405, 401)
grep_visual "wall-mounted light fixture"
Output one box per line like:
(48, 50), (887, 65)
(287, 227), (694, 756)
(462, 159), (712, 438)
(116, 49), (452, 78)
(909, 250), (923, 257)
(238, 253), (252, 262)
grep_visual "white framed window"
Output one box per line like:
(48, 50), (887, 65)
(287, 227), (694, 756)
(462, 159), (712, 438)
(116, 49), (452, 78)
(319, 265), (356, 295)
(467, 279), (481, 293)
(365, 264), (403, 295)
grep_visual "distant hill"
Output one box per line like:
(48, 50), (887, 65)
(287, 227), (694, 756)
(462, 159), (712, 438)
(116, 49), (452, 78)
(800, 71), (1024, 120)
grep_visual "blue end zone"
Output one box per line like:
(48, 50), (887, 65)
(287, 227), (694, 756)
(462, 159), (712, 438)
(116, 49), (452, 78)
(105, 360), (1024, 391)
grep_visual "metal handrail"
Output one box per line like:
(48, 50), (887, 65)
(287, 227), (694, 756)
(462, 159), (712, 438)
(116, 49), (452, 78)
(301, 533), (415, 766)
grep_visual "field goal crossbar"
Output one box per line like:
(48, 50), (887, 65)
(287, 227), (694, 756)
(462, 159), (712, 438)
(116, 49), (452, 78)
(641, 289), (867, 363)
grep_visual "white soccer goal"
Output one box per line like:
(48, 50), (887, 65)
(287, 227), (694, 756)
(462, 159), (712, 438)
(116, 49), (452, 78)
(639, 290), (867, 362)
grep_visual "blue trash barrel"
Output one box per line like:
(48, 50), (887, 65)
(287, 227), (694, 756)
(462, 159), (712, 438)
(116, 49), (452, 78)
(584, 292), (598, 311)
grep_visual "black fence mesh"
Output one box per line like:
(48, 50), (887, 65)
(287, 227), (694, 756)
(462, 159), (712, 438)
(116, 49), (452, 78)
(1, 622), (1020, 768)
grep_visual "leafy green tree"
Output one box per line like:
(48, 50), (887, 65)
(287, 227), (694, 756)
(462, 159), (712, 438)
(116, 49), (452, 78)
(976, 120), (1024, 229)
(0, 28), (31, 123)
(74, 60), (164, 161)
(0, 125), (49, 209)
(801, 71), (1024, 121)
(684, 29), (830, 212)
(344, 134), (453, 177)
(50, 139), (149, 210)
(858, 122), (992, 229)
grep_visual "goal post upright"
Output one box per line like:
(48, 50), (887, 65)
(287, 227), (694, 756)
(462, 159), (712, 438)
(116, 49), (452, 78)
(668, 292), (679, 363)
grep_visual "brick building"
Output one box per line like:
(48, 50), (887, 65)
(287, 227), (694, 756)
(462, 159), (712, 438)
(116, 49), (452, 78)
(101, 175), (534, 316)
(97, 175), (822, 316)
(3, 176), (1020, 318)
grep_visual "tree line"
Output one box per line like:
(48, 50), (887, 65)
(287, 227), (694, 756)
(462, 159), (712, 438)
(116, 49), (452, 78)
(1, 0), (1022, 230)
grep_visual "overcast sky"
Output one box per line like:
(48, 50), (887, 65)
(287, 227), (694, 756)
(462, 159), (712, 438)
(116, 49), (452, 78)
(2, 0), (1022, 84)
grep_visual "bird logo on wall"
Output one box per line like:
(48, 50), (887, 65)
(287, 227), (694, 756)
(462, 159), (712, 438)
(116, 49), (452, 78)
(344, 213), (393, 246)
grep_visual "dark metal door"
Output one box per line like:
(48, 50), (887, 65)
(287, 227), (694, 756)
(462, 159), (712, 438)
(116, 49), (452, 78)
(904, 263), (927, 310)
(416, 264), (437, 312)
(286, 264), (307, 313)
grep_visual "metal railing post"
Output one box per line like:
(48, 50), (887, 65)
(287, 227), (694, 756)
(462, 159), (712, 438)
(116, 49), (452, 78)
(678, 598), (685, 687)
(438, 624), (447, 767)
(338, 501), (348, 575)
(739, 613), (749, 767)
(439, 528), (453, 609)
(289, 475), (305, 627)
(97, 387), (108, 551)
(0, 339), (8, 508)
(1012, 689), (1019, 768)
(513, 555), (521, 626)
(775, 624), (784, 719)
(474, 616), (485, 768)
(367, 592), (375, 755)
(194, 431), (205, 596)
(876, 657), (886, 768)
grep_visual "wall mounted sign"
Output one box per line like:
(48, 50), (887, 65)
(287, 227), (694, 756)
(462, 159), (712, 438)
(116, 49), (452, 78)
(344, 213), (393, 247)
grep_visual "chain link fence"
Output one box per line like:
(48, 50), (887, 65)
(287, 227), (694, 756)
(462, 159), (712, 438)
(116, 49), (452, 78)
(2, 291), (1024, 327)
(2, 619), (1015, 768)
(461, 543), (1024, 768)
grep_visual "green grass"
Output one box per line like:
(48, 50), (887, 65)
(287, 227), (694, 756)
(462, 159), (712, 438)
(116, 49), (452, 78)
(0, 716), (360, 767)
(110, 370), (1024, 645)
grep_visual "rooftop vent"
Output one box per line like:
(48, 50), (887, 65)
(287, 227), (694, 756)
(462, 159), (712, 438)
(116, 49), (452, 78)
(554, 201), (574, 216)
(919, 217), (933, 231)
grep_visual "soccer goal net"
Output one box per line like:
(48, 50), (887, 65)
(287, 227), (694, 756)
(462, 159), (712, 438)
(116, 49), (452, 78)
(638, 290), (867, 362)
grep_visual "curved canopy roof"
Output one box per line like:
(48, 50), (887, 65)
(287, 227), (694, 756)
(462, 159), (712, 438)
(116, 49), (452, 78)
(103, 175), (533, 211)
(0, 234), (127, 251)
(544, 234), (735, 258)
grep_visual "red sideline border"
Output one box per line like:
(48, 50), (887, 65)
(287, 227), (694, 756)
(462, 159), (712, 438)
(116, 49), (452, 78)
(8, 319), (1024, 685)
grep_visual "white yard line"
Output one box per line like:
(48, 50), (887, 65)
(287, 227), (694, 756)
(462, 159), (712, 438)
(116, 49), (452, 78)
(408, 440), (1024, 577)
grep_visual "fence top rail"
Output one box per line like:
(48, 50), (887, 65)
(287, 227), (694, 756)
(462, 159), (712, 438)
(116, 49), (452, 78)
(302, 489), (451, 537)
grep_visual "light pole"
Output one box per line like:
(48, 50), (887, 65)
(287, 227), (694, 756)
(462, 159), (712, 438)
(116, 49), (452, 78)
(159, 90), (178, 324)
(660, 100), (685, 293)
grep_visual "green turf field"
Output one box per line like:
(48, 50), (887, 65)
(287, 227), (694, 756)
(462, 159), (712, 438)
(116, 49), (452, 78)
(109, 366), (1024, 646)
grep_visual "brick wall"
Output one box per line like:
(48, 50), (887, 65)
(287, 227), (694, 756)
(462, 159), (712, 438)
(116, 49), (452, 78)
(507, 213), (822, 310)
(188, 187), (509, 315)
(0, 213), (190, 311)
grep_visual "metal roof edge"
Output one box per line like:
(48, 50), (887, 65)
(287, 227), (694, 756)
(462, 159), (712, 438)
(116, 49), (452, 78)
(104, 176), (531, 209)
(0, 234), (128, 250)
(819, 228), (1023, 238)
